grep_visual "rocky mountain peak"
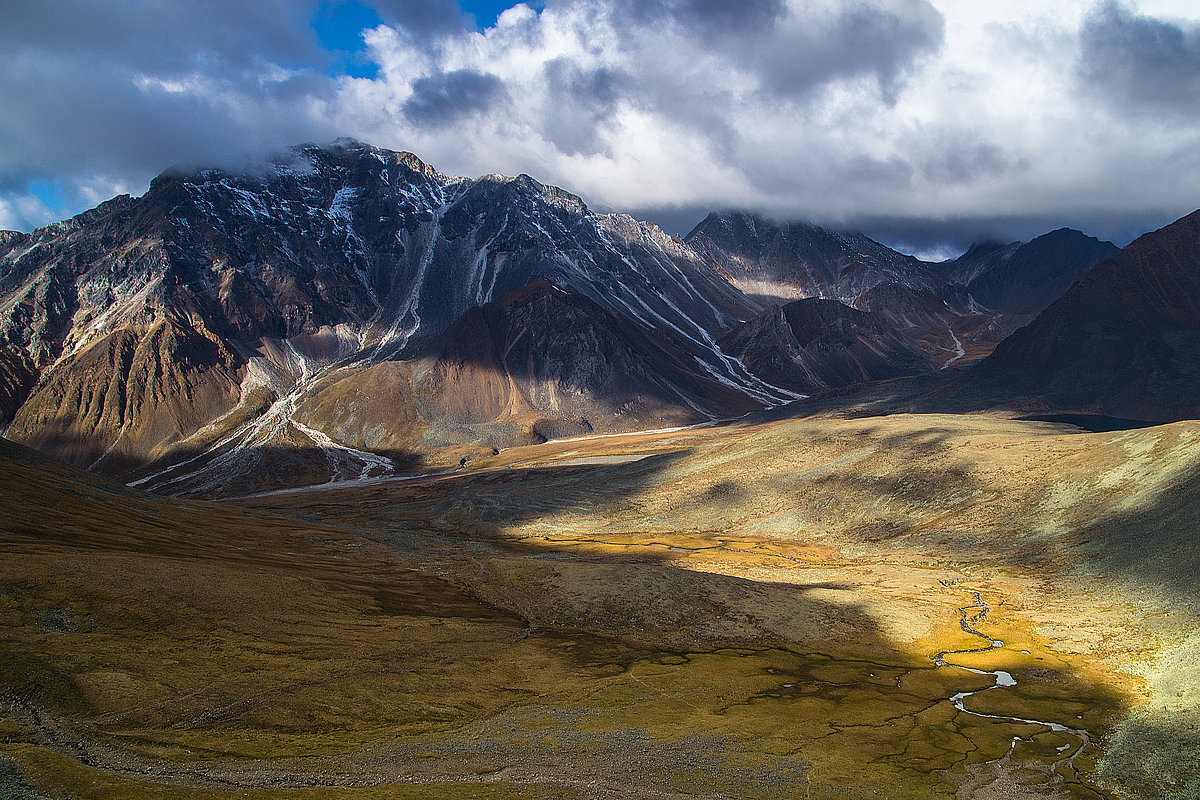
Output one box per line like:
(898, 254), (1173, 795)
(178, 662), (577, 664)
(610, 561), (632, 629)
(684, 208), (931, 308)
(974, 208), (1200, 420)
(463, 171), (591, 219)
(942, 227), (1119, 314)
(957, 239), (1011, 262)
(0, 230), (29, 260)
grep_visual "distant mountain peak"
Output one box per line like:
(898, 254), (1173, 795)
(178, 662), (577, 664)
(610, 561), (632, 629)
(940, 227), (1119, 314)
(973, 207), (1200, 421)
(960, 239), (1010, 258)
(684, 209), (928, 309)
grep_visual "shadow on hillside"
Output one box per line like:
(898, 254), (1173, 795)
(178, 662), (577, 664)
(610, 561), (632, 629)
(760, 361), (1195, 430)
(413, 282), (763, 424)
(757, 367), (999, 420)
(1072, 458), (1200, 598)
(16, 380), (1198, 630)
(1094, 706), (1200, 800)
(254, 424), (980, 548)
(243, 415), (1200, 612)
(2, 429), (901, 672)
(257, 447), (701, 536)
(1014, 413), (1160, 432)
(3, 429), (427, 501)
(0, 425), (1142, 800)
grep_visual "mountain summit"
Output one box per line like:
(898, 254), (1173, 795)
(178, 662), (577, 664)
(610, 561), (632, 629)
(975, 209), (1200, 421)
(0, 141), (781, 494)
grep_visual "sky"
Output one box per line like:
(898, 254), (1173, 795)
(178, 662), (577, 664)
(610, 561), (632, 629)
(2, 0), (1199, 259)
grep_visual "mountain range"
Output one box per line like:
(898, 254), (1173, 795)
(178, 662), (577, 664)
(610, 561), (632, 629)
(1, 137), (1186, 497)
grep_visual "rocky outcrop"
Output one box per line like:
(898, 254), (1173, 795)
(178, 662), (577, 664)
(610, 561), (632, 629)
(719, 298), (938, 394)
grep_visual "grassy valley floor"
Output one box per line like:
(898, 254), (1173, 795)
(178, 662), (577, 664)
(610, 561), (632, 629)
(3, 412), (1199, 799)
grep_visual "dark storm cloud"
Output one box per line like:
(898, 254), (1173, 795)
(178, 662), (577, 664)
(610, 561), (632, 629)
(752, 1), (945, 102)
(3, 0), (1197, 249)
(918, 141), (1022, 185)
(0, 48), (337, 186)
(1080, 1), (1200, 113)
(402, 69), (508, 127)
(540, 59), (631, 156)
(604, 0), (944, 100)
(0, 0), (343, 202)
(0, 1), (324, 74)
(745, 140), (1018, 211)
(624, 205), (713, 236)
(617, 0), (788, 38)
(0, 0), (488, 203)
(527, 0), (940, 171)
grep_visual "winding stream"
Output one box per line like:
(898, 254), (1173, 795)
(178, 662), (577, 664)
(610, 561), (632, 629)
(505, 535), (1098, 784)
(933, 582), (1091, 776)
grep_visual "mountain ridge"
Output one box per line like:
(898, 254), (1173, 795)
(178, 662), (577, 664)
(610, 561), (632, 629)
(0, 138), (1134, 495)
(975, 209), (1200, 421)
(940, 228), (1120, 315)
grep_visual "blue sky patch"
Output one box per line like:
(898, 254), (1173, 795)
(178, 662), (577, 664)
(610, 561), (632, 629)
(312, 1), (385, 79)
(461, 1), (539, 29)
(28, 180), (67, 218)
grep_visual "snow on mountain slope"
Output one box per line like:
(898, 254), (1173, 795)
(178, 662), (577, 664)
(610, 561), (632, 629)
(0, 140), (788, 495)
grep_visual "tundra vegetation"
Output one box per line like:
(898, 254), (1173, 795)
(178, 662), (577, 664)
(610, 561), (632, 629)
(3, 411), (1198, 799)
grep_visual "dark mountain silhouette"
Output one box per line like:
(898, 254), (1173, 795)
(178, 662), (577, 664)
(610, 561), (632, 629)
(941, 228), (1119, 315)
(975, 210), (1200, 421)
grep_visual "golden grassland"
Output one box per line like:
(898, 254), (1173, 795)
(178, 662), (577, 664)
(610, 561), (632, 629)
(3, 412), (1199, 798)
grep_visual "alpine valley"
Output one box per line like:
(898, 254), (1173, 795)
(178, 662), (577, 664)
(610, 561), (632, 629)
(2, 139), (1199, 800)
